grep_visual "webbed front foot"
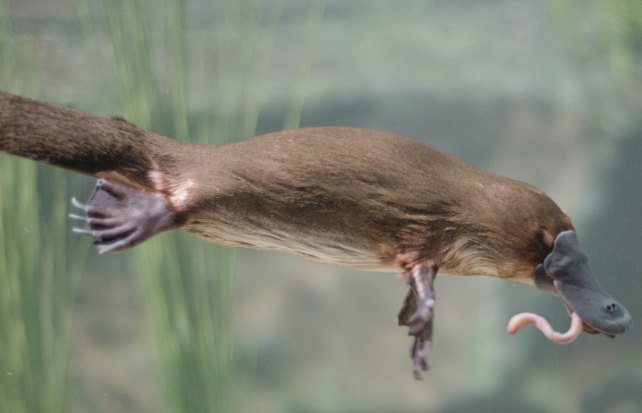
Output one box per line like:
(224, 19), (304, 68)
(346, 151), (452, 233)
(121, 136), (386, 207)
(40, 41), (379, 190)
(398, 265), (437, 379)
(70, 178), (180, 253)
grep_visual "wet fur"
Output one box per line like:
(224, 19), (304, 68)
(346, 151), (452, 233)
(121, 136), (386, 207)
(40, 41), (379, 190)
(0, 91), (573, 281)
(8, 91), (632, 377)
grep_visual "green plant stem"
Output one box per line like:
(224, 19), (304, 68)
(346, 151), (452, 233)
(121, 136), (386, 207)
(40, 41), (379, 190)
(283, 0), (326, 130)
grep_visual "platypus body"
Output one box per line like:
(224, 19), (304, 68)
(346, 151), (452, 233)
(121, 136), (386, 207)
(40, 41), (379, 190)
(0, 91), (632, 377)
(164, 128), (571, 278)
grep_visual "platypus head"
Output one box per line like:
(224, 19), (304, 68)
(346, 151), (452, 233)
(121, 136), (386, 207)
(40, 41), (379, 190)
(533, 230), (632, 336)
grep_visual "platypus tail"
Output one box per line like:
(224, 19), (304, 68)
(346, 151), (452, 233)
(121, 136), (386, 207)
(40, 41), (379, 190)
(1, 91), (188, 252)
(0, 90), (177, 189)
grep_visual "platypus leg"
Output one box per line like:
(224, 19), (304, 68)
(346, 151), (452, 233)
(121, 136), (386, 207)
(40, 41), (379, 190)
(397, 264), (437, 379)
(70, 179), (180, 253)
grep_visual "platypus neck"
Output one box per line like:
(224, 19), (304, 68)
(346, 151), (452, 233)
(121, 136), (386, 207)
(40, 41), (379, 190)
(439, 176), (573, 280)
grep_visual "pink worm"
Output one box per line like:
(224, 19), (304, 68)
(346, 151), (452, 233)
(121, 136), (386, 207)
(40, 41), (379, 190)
(507, 311), (583, 344)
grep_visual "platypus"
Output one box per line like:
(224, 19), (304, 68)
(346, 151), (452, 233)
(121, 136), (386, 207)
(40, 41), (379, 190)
(0, 91), (632, 378)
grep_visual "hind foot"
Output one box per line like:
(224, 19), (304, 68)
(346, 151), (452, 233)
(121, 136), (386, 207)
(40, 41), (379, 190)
(398, 264), (437, 379)
(70, 179), (180, 253)
(399, 291), (434, 379)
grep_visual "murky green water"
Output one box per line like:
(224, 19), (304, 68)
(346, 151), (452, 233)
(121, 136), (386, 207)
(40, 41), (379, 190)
(1, 1), (641, 412)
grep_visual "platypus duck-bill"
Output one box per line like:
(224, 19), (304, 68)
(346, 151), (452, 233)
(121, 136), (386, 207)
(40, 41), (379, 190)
(0, 91), (632, 378)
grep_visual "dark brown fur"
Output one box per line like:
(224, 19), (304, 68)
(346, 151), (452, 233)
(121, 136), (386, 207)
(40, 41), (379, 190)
(0, 91), (572, 281)
(7, 90), (631, 378)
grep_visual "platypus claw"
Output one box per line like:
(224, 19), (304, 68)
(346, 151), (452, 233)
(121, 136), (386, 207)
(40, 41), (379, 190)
(411, 337), (429, 379)
(410, 307), (434, 379)
(71, 197), (89, 212)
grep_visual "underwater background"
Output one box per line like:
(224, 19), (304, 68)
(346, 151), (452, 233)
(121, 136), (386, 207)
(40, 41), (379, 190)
(1, 0), (641, 412)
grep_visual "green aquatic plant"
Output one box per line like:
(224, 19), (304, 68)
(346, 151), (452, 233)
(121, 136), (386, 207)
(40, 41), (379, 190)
(548, 0), (642, 77)
(282, 0), (326, 130)
(1, 0), (320, 409)
(0, 8), (89, 411)
(76, 0), (291, 411)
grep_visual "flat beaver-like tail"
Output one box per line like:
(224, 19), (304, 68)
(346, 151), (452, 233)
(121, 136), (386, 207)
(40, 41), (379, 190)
(0, 90), (177, 188)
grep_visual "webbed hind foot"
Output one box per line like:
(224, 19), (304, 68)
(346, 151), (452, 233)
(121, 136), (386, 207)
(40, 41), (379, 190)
(70, 178), (180, 253)
(398, 264), (437, 379)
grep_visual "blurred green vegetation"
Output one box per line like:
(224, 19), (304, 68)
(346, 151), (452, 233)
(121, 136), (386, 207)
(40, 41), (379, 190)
(548, 0), (642, 77)
(2, 0), (321, 410)
(0, 4), (89, 411)
(75, 0), (309, 411)
(2, 0), (642, 412)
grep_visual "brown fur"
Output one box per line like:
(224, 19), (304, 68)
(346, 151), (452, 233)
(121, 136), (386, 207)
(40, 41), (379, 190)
(0, 91), (573, 281)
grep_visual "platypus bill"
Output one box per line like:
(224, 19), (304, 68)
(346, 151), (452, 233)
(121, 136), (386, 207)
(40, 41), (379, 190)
(0, 91), (632, 378)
